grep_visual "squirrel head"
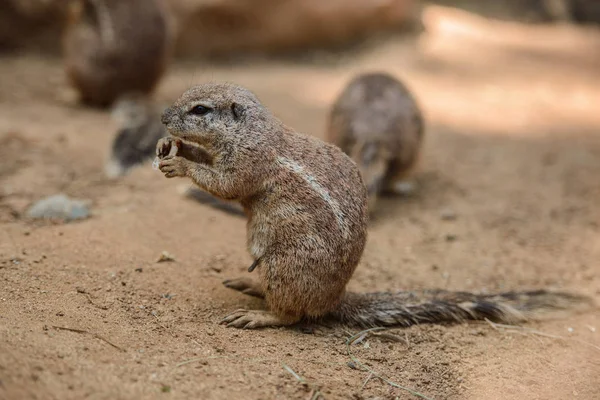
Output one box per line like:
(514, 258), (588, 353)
(161, 83), (269, 147)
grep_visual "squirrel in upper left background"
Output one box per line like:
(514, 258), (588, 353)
(63, 0), (172, 108)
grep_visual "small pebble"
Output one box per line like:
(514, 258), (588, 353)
(157, 251), (176, 263)
(445, 234), (457, 242)
(567, 327), (574, 333)
(440, 208), (457, 221)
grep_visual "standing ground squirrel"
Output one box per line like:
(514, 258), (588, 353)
(327, 72), (424, 214)
(63, 0), (171, 107)
(156, 82), (590, 329)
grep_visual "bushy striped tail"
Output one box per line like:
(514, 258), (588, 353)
(329, 289), (593, 328)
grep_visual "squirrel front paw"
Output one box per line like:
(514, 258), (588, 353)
(156, 136), (182, 158)
(159, 156), (190, 178)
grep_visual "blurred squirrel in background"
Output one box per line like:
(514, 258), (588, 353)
(327, 72), (424, 215)
(63, 0), (171, 108)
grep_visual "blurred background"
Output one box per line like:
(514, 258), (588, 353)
(2, 0), (600, 56)
(1, 1), (599, 399)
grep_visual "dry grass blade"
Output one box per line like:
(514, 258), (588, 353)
(306, 388), (324, 400)
(485, 319), (600, 352)
(346, 328), (433, 400)
(282, 363), (324, 399)
(282, 363), (307, 384)
(350, 332), (369, 345)
(52, 325), (125, 352)
(371, 331), (407, 344)
(361, 372), (374, 390)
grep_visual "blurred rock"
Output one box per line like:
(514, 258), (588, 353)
(169, 0), (418, 57)
(27, 194), (90, 222)
(440, 208), (457, 221)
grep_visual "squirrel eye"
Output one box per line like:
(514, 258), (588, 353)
(189, 105), (211, 115)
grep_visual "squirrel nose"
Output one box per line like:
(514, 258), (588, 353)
(161, 108), (174, 125)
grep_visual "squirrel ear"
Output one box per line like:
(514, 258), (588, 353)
(231, 102), (244, 119)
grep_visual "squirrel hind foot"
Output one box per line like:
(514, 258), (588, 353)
(220, 309), (299, 329)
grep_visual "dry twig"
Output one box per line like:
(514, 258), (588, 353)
(52, 325), (125, 352)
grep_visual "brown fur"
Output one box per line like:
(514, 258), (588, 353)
(63, 0), (171, 107)
(156, 82), (591, 330)
(327, 72), (424, 214)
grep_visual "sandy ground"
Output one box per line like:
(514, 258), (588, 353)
(1, 15), (600, 400)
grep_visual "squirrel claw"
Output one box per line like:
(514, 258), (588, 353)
(219, 309), (288, 329)
(220, 309), (247, 324)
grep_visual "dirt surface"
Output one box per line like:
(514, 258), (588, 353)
(1, 17), (600, 400)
